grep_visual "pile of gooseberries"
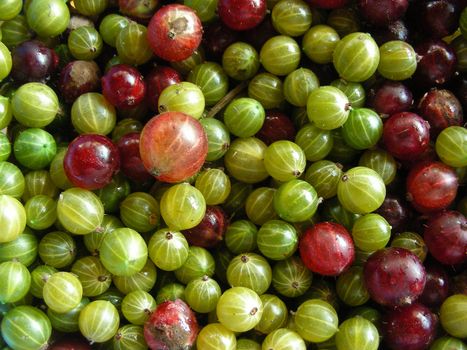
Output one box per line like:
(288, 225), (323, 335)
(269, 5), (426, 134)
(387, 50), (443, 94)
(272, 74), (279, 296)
(0, 0), (466, 349)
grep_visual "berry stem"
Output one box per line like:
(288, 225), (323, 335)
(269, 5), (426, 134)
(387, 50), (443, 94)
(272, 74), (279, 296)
(205, 80), (249, 119)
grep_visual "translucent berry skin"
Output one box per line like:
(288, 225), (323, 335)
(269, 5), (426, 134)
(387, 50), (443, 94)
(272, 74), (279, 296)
(147, 4), (203, 62)
(145, 66), (182, 112)
(217, 0), (267, 31)
(364, 247), (426, 307)
(117, 132), (152, 183)
(144, 299), (199, 350)
(11, 40), (59, 83)
(381, 303), (438, 350)
(406, 161), (459, 214)
(424, 210), (467, 266)
(299, 222), (355, 276)
(101, 64), (146, 110)
(64, 134), (120, 190)
(139, 112), (208, 183)
(382, 112), (431, 161)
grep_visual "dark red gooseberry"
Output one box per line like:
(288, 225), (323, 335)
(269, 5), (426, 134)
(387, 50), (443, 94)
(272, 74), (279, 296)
(144, 299), (199, 350)
(364, 247), (426, 307)
(406, 161), (459, 214)
(145, 66), (182, 112)
(424, 210), (467, 266)
(299, 222), (355, 276)
(415, 0), (460, 39)
(117, 132), (153, 183)
(382, 112), (431, 161)
(59, 60), (101, 103)
(358, 0), (409, 27)
(101, 64), (146, 110)
(418, 89), (464, 138)
(64, 134), (120, 190)
(11, 40), (59, 83)
(217, 0), (267, 31)
(414, 39), (457, 87)
(255, 110), (296, 145)
(241, 15), (278, 51)
(375, 194), (412, 233)
(139, 111), (208, 183)
(182, 206), (228, 248)
(381, 303), (438, 350)
(306, 0), (349, 9)
(419, 263), (450, 306)
(147, 4), (203, 62)
(203, 21), (240, 60)
(367, 81), (413, 118)
(372, 20), (410, 45)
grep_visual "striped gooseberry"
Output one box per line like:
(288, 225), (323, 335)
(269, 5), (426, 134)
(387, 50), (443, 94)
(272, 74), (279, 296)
(216, 286), (263, 332)
(99, 227), (148, 277)
(271, 0), (312, 37)
(333, 32), (380, 82)
(337, 166), (386, 214)
(71, 256), (111, 297)
(226, 253), (272, 295)
(0, 194), (26, 243)
(335, 317), (379, 350)
(11, 82), (58, 128)
(26, 0), (70, 38)
(0, 261), (30, 303)
(1, 305), (51, 350)
(187, 62), (229, 106)
(307, 86), (350, 130)
(271, 256), (313, 298)
(43, 271), (83, 313)
(79, 300), (120, 343)
(140, 112), (207, 183)
(196, 323), (236, 350)
(260, 35), (301, 76)
(148, 228), (189, 271)
(224, 137), (268, 184)
(294, 299), (339, 343)
(245, 187), (277, 226)
(160, 183), (206, 231)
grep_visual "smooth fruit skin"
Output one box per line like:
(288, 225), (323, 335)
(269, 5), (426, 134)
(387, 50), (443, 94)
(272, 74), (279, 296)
(147, 4), (203, 62)
(358, 0), (409, 26)
(139, 112), (208, 183)
(144, 299), (198, 350)
(64, 134), (120, 190)
(424, 210), (467, 265)
(363, 247), (426, 307)
(101, 64), (146, 110)
(217, 0), (267, 31)
(382, 303), (438, 350)
(299, 222), (355, 276)
(406, 161), (459, 213)
(383, 112), (431, 161)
